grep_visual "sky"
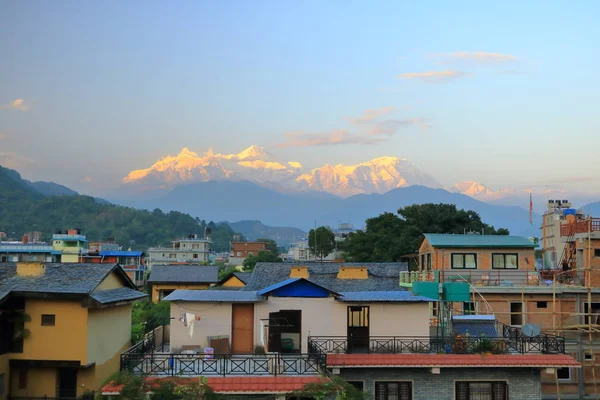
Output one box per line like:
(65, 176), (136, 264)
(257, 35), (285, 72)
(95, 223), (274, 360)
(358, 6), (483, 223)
(1, 1), (599, 196)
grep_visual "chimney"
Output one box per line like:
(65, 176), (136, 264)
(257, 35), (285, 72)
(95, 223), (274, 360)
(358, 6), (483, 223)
(67, 228), (78, 235)
(22, 235), (28, 244)
(337, 266), (368, 280)
(17, 262), (46, 277)
(290, 266), (309, 279)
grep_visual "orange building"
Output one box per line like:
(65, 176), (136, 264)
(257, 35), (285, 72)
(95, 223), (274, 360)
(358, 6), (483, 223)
(228, 241), (269, 265)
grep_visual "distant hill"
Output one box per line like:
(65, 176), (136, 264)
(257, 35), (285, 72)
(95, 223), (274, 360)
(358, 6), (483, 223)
(227, 220), (306, 246)
(26, 181), (78, 196)
(120, 180), (541, 237)
(0, 165), (240, 251)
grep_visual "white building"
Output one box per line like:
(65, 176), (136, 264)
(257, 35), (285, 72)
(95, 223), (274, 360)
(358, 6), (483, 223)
(541, 199), (584, 269)
(147, 235), (211, 269)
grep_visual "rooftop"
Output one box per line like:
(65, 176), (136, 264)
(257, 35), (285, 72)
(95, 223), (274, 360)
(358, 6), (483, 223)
(423, 233), (536, 249)
(163, 289), (263, 302)
(147, 265), (219, 284)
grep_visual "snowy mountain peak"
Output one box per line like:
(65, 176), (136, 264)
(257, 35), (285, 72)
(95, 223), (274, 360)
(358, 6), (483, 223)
(236, 145), (269, 160)
(452, 181), (496, 197)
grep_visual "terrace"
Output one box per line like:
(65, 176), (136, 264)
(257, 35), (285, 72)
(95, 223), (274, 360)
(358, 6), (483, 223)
(560, 217), (600, 237)
(120, 324), (565, 378)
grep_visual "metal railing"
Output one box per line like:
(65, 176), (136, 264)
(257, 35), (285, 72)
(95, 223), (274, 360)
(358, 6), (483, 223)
(120, 352), (323, 376)
(560, 218), (600, 237)
(308, 333), (565, 355)
(404, 269), (583, 287)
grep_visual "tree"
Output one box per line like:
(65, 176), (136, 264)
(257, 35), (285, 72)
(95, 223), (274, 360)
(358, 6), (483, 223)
(308, 226), (335, 261)
(131, 301), (170, 343)
(256, 238), (279, 255)
(292, 376), (367, 400)
(344, 204), (510, 262)
(242, 250), (281, 271)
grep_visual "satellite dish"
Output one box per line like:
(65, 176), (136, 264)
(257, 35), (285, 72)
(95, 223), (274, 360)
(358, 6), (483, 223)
(522, 323), (541, 337)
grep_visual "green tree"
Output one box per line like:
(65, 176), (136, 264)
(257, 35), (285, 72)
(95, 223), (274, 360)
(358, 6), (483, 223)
(131, 301), (170, 343)
(256, 238), (279, 255)
(345, 204), (510, 262)
(242, 250), (281, 271)
(292, 376), (367, 400)
(308, 226), (336, 261)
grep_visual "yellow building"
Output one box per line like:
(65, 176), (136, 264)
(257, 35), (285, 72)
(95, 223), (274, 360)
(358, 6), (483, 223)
(147, 265), (218, 303)
(0, 262), (147, 399)
(52, 230), (88, 263)
(217, 271), (252, 288)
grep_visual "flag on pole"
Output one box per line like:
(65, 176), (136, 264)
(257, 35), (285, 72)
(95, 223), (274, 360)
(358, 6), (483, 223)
(529, 193), (533, 225)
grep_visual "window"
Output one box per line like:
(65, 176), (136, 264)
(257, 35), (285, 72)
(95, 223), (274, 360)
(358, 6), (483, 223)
(585, 353), (594, 362)
(463, 302), (477, 315)
(510, 302), (523, 326)
(375, 382), (412, 400)
(348, 306), (369, 327)
(169, 253), (176, 259)
(192, 243), (200, 249)
(451, 253), (477, 269)
(537, 301), (548, 308)
(18, 368), (27, 389)
(347, 381), (364, 391)
(557, 367), (571, 380)
(41, 314), (55, 326)
(456, 382), (507, 400)
(193, 253), (198, 259)
(492, 253), (519, 269)
(584, 303), (600, 325)
(595, 249), (600, 258)
(431, 302), (439, 318)
(135, 270), (145, 282)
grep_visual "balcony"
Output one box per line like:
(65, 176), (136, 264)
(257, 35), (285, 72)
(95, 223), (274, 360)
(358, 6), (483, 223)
(401, 269), (582, 287)
(560, 218), (600, 237)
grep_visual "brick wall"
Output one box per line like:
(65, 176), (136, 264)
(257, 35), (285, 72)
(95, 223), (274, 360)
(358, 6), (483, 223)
(339, 367), (541, 400)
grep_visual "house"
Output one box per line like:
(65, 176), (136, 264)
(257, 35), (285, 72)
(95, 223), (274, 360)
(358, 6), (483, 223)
(52, 229), (89, 263)
(105, 261), (578, 399)
(228, 241), (268, 265)
(81, 250), (146, 286)
(0, 241), (55, 263)
(147, 235), (211, 269)
(217, 271), (252, 288)
(147, 265), (218, 303)
(0, 262), (147, 399)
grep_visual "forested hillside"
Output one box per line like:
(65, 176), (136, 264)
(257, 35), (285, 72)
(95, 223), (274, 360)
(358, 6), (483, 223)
(0, 166), (239, 251)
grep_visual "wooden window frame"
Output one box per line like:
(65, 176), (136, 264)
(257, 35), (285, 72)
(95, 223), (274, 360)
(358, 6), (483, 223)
(41, 314), (55, 326)
(455, 381), (508, 400)
(374, 381), (413, 400)
(451, 253), (477, 269)
(491, 253), (519, 269)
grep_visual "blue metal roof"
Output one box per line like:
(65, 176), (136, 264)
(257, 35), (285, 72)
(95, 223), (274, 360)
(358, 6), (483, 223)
(257, 278), (340, 297)
(163, 289), (264, 302)
(423, 234), (536, 248)
(337, 291), (437, 302)
(99, 250), (143, 257)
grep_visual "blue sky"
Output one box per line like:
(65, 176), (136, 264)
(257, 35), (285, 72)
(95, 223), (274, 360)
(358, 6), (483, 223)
(1, 1), (599, 195)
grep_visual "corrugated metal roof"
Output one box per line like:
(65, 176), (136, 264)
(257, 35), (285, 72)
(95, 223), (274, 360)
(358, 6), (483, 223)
(163, 289), (264, 302)
(338, 291), (436, 302)
(99, 250), (143, 257)
(423, 234), (536, 248)
(257, 277), (300, 295)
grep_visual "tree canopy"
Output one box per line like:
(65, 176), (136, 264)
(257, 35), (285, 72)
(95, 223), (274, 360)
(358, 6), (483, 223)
(344, 203), (510, 263)
(242, 250), (281, 271)
(308, 226), (335, 261)
(256, 238), (279, 255)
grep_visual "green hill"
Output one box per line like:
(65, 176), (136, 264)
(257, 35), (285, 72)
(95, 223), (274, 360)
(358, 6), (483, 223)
(0, 166), (240, 252)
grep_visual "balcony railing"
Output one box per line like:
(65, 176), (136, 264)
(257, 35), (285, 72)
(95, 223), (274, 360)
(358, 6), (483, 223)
(120, 352), (323, 377)
(307, 333), (565, 356)
(560, 218), (600, 237)
(402, 269), (582, 287)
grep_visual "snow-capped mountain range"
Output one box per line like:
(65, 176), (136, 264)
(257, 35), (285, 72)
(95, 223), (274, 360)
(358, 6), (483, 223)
(121, 145), (595, 208)
(123, 145), (442, 197)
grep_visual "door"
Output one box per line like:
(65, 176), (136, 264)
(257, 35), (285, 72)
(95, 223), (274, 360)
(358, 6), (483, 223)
(268, 311), (282, 353)
(347, 306), (369, 353)
(57, 368), (77, 398)
(231, 303), (254, 354)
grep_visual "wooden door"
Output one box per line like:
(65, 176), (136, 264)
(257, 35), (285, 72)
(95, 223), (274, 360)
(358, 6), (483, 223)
(347, 306), (369, 353)
(232, 303), (254, 354)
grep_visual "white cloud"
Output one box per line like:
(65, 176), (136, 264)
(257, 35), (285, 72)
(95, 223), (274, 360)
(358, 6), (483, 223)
(0, 99), (31, 111)
(288, 161), (303, 168)
(399, 70), (470, 83)
(81, 176), (93, 183)
(349, 107), (396, 124)
(437, 51), (517, 64)
(277, 130), (385, 149)
(368, 118), (431, 135)
(0, 152), (33, 168)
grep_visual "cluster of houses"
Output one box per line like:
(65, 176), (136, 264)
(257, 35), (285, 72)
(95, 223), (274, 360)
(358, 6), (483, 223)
(2, 207), (600, 400)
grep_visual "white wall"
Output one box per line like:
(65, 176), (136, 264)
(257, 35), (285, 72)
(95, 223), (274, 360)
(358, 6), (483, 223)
(87, 305), (132, 365)
(169, 297), (431, 354)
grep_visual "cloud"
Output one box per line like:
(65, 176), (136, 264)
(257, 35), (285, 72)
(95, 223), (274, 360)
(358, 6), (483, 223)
(288, 161), (303, 169)
(277, 130), (385, 149)
(368, 118), (431, 135)
(437, 51), (517, 64)
(0, 99), (31, 111)
(399, 70), (470, 83)
(349, 107), (396, 124)
(0, 152), (33, 168)
(81, 176), (93, 183)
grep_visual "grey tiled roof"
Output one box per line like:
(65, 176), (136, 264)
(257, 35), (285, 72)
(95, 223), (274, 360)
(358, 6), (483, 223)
(242, 262), (407, 293)
(164, 289), (264, 302)
(90, 287), (148, 304)
(233, 272), (252, 284)
(148, 265), (218, 284)
(0, 262), (143, 303)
